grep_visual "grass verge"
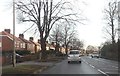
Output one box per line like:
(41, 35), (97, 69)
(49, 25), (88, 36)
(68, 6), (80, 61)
(2, 65), (48, 74)
(37, 56), (65, 62)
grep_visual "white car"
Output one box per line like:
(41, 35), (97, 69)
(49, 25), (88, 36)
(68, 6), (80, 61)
(67, 50), (81, 63)
(91, 54), (99, 58)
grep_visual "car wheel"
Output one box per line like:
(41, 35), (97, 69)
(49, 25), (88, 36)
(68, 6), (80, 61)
(68, 61), (70, 63)
(79, 61), (81, 63)
(91, 56), (93, 58)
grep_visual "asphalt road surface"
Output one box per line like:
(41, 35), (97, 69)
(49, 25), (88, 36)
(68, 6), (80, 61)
(40, 59), (102, 74)
(82, 56), (119, 76)
(40, 56), (119, 76)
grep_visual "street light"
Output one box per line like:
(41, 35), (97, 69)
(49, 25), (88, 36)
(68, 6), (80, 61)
(13, 0), (16, 67)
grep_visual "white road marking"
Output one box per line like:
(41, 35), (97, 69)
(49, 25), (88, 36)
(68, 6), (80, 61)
(98, 69), (109, 76)
(82, 58), (109, 76)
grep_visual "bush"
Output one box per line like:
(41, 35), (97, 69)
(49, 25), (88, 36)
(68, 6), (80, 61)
(16, 50), (31, 55)
(101, 43), (118, 61)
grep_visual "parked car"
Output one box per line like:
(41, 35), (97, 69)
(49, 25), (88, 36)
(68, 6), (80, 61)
(67, 50), (81, 63)
(91, 53), (99, 58)
(16, 53), (24, 62)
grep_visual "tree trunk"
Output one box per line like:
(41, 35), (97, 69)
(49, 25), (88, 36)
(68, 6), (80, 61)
(111, 16), (115, 44)
(65, 45), (68, 55)
(40, 38), (47, 60)
(112, 24), (115, 44)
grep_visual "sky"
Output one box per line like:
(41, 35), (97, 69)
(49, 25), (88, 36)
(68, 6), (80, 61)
(0, 0), (116, 48)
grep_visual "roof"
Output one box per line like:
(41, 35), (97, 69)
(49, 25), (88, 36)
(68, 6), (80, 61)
(29, 41), (40, 46)
(0, 31), (24, 43)
(19, 37), (33, 44)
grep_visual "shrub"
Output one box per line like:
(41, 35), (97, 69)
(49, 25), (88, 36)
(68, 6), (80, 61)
(16, 50), (31, 55)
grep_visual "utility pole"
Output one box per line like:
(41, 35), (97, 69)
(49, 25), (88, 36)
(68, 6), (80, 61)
(13, 0), (16, 67)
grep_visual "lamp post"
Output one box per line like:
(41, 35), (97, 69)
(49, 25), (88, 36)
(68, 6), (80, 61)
(13, 0), (16, 67)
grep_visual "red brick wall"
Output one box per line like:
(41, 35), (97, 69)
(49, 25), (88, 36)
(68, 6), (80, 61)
(0, 36), (2, 52)
(2, 36), (13, 51)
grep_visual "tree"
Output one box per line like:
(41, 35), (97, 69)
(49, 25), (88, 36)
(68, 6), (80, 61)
(104, 0), (118, 44)
(61, 23), (76, 54)
(16, 0), (82, 59)
(49, 24), (63, 52)
(86, 45), (96, 54)
(70, 37), (84, 50)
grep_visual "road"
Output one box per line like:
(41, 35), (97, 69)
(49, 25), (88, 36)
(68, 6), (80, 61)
(82, 56), (119, 76)
(39, 56), (119, 76)
(40, 59), (102, 74)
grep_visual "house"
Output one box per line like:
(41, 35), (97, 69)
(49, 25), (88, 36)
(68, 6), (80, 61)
(46, 41), (50, 50)
(0, 29), (26, 64)
(29, 37), (41, 53)
(49, 42), (55, 50)
(59, 45), (66, 54)
(0, 29), (25, 52)
(19, 34), (35, 53)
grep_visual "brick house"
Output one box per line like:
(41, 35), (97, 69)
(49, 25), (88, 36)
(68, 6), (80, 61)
(0, 29), (26, 52)
(29, 37), (41, 53)
(49, 42), (55, 50)
(0, 29), (26, 64)
(19, 34), (35, 53)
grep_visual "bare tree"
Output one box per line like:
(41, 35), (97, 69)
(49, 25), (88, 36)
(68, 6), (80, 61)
(70, 37), (84, 50)
(104, 0), (117, 44)
(49, 24), (63, 51)
(16, 0), (82, 59)
(60, 23), (76, 54)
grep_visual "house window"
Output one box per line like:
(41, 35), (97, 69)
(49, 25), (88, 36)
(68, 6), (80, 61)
(23, 43), (25, 48)
(20, 43), (23, 48)
(17, 42), (19, 48)
(15, 42), (17, 48)
(0, 42), (1, 47)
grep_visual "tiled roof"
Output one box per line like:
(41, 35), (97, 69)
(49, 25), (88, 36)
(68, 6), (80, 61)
(19, 38), (33, 44)
(29, 41), (40, 45)
(0, 31), (24, 43)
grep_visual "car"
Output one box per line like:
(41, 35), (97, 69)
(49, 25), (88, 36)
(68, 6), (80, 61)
(91, 54), (99, 58)
(15, 53), (24, 62)
(67, 50), (81, 63)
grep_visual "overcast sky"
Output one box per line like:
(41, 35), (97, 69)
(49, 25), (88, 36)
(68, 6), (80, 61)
(0, 0), (118, 48)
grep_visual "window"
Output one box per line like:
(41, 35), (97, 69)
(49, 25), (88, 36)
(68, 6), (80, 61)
(0, 42), (1, 47)
(23, 43), (25, 48)
(69, 51), (79, 54)
(20, 43), (23, 48)
(17, 42), (19, 48)
(15, 42), (17, 48)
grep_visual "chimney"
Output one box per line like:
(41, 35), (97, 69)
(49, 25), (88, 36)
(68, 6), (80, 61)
(46, 41), (48, 43)
(51, 42), (54, 45)
(19, 34), (24, 39)
(4, 29), (10, 34)
(38, 39), (40, 43)
(29, 37), (34, 41)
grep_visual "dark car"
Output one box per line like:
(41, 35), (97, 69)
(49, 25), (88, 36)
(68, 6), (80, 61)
(16, 53), (24, 62)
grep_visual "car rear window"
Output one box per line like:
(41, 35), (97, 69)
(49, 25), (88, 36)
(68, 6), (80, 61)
(69, 51), (79, 54)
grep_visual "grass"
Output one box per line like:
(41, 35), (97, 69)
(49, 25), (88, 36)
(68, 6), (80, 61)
(38, 56), (65, 62)
(2, 65), (48, 74)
